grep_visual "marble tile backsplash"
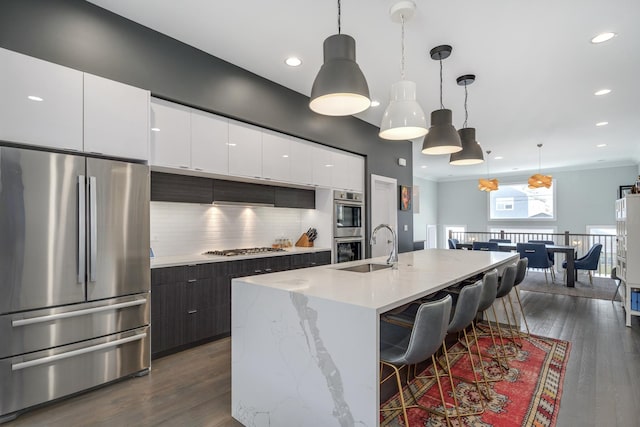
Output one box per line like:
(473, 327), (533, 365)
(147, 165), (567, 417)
(150, 202), (311, 257)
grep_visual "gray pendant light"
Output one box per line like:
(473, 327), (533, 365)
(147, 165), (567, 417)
(450, 74), (484, 165)
(309, 0), (370, 116)
(378, 1), (427, 140)
(422, 45), (462, 155)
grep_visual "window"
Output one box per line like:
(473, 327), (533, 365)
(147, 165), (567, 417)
(496, 197), (514, 211)
(489, 182), (555, 220)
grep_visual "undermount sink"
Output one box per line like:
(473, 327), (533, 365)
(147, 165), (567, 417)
(337, 263), (393, 273)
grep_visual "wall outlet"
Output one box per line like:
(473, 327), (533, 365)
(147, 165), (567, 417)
(403, 224), (408, 231)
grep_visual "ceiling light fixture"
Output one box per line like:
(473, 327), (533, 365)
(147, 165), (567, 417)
(591, 32), (616, 44)
(378, 1), (427, 141)
(422, 45), (462, 155)
(27, 95), (43, 102)
(494, 156), (504, 160)
(285, 57), (302, 67)
(450, 74), (484, 165)
(478, 150), (498, 191)
(597, 143), (607, 148)
(596, 121), (608, 127)
(594, 89), (611, 96)
(528, 143), (552, 189)
(309, 0), (370, 116)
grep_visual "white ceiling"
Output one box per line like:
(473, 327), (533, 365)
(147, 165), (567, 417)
(88, 0), (640, 181)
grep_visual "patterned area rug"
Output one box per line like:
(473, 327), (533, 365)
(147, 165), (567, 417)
(518, 271), (618, 301)
(380, 334), (571, 426)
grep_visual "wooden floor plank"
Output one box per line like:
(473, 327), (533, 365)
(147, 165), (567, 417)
(7, 290), (640, 427)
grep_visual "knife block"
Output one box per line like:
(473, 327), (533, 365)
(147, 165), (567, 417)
(295, 233), (314, 247)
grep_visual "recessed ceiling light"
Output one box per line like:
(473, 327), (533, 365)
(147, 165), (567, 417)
(594, 89), (611, 96)
(420, 165), (427, 169)
(151, 127), (160, 132)
(227, 143), (237, 146)
(494, 156), (503, 160)
(28, 95), (43, 102)
(597, 143), (607, 147)
(596, 121), (609, 127)
(285, 57), (302, 67)
(591, 32), (616, 44)
(325, 164), (334, 168)
(282, 154), (289, 158)
(370, 100), (380, 107)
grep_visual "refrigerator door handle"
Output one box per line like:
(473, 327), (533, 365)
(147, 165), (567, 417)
(78, 175), (86, 283)
(88, 176), (98, 282)
(11, 298), (147, 327)
(11, 332), (147, 371)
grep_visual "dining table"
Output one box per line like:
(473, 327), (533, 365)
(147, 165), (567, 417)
(455, 242), (578, 287)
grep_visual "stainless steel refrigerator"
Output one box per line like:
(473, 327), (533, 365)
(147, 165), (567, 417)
(0, 145), (150, 422)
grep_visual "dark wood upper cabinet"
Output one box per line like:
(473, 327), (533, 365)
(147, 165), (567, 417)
(274, 187), (315, 209)
(151, 172), (213, 203)
(212, 179), (275, 205)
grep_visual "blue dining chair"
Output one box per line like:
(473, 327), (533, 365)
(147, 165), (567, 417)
(473, 241), (499, 251)
(448, 238), (459, 249)
(528, 239), (555, 265)
(562, 243), (602, 285)
(516, 243), (555, 283)
(489, 238), (511, 243)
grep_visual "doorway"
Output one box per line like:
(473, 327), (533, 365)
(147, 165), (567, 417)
(370, 174), (398, 258)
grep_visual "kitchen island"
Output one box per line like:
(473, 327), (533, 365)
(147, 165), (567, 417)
(231, 249), (518, 427)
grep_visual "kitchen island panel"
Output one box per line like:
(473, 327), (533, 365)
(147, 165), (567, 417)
(232, 281), (378, 427)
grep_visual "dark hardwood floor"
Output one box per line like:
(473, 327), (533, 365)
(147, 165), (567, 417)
(7, 291), (640, 426)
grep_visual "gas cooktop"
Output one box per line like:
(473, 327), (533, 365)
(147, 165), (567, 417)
(204, 247), (286, 257)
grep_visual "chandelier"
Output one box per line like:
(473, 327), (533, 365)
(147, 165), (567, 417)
(478, 150), (498, 191)
(528, 143), (552, 189)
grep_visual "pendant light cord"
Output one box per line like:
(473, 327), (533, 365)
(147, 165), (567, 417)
(537, 143), (542, 173)
(337, 0), (341, 34)
(439, 58), (444, 109)
(463, 81), (469, 128)
(400, 14), (405, 79)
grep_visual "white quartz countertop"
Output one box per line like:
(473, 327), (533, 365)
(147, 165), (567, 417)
(150, 246), (332, 269)
(233, 249), (519, 313)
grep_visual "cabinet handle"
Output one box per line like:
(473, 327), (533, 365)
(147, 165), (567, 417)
(194, 168), (203, 171)
(265, 268), (272, 272)
(187, 310), (197, 314)
(254, 270), (262, 273)
(187, 279), (197, 283)
(310, 262), (317, 265)
(179, 165), (189, 169)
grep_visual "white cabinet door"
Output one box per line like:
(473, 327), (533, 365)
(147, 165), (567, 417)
(0, 48), (83, 151)
(330, 151), (351, 190)
(84, 73), (149, 160)
(228, 120), (262, 178)
(290, 139), (313, 186)
(150, 99), (191, 169)
(191, 110), (228, 174)
(262, 131), (290, 182)
(311, 145), (333, 188)
(347, 154), (365, 192)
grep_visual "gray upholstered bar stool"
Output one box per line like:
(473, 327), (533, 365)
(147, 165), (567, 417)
(379, 295), (460, 426)
(493, 264), (522, 350)
(510, 257), (530, 336)
(423, 279), (491, 417)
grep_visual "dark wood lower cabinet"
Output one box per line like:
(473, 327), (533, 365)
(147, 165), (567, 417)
(151, 251), (330, 359)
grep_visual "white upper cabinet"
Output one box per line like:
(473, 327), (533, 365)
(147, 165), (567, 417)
(150, 99), (191, 169)
(191, 109), (228, 174)
(83, 73), (149, 160)
(228, 120), (262, 178)
(0, 47), (83, 151)
(311, 145), (334, 188)
(346, 154), (365, 193)
(262, 131), (290, 182)
(290, 139), (313, 186)
(330, 151), (351, 190)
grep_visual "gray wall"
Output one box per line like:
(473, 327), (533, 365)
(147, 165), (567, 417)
(435, 165), (638, 247)
(0, 0), (414, 253)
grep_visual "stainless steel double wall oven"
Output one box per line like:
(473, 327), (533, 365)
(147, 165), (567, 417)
(0, 145), (150, 422)
(333, 190), (364, 263)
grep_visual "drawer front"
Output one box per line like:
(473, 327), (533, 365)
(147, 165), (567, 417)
(0, 294), (149, 359)
(0, 327), (149, 417)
